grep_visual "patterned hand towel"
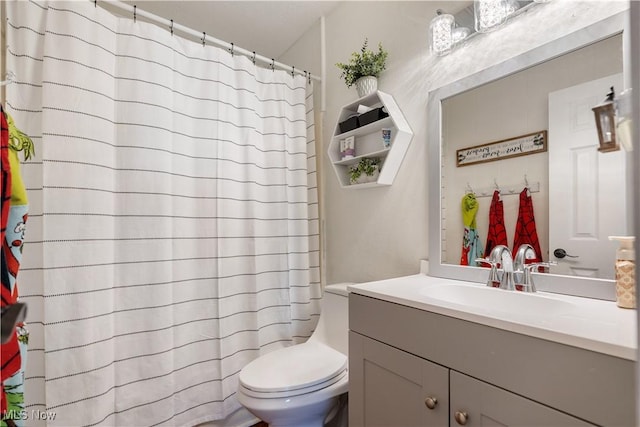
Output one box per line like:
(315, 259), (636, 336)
(484, 190), (508, 258)
(460, 193), (484, 266)
(513, 188), (542, 262)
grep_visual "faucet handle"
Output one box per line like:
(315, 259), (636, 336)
(475, 258), (501, 288)
(474, 257), (491, 266)
(518, 262), (558, 293)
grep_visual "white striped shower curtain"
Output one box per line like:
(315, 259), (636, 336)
(5, 1), (320, 426)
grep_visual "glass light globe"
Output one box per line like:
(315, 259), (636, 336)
(430, 11), (455, 56)
(452, 27), (472, 45)
(474, 0), (508, 33)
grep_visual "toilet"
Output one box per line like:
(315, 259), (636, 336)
(237, 283), (351, 427)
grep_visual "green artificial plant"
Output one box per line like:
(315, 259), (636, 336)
(349, 157), (381, 184)
(336, 39), (388, 88)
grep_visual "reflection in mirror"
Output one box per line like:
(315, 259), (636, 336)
(427, 11), (630, 299)
(442, 34), (625, 280)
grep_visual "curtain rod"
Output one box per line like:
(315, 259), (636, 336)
(94, 0), (321, 82)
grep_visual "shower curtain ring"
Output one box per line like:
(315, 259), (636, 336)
(229, 43), (234, 56)
(94, 0), (97, 7)
(170, 19), (174, 36)
(202, 32), (206, 47)
(133, 5), (137, 22)
(271, 59), (275, 71)
(291, 66), (295, 78)
(251, 52), (256, 65)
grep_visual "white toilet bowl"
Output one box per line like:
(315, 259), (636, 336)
(237, 283), (351, 427)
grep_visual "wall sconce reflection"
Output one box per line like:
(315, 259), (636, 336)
(592, 86), (635, 153)
(592, 87), (619, 152)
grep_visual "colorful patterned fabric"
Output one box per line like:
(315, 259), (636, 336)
(1, 107), (16, 420)
(0, 107), (9, 245)
(460, 193), (484, 266)
(1, 109), (30, 427)
(484, 190), (508, 257)
(512, 188), (543, 262)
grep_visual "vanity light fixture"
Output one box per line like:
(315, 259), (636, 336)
(429, 10), (456, 56)
(431, 1), (549, 58)
(592, 87), (620, 153)
(452, 27), (472, 45)
(506, 0), (522, 16)
(474, 0), (509, 33)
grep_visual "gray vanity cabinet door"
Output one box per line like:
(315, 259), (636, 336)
(449, 371), (595, 427)
(349, 331), (449, 427)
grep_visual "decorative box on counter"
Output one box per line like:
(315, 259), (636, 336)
(358, 107), (388, 127)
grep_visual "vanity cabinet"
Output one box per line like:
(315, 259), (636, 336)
(350, 332), (592, 427)
(328, 91), (413, 189)
(349, 332), (449, 426)
(449, 371), (593, 427)
(349, 293), (635, 427)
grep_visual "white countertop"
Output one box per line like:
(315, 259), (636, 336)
(348, 274), (638, 361)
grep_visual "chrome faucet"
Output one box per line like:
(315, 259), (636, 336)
(477, 245), (515, 291)
(478, 244), (556, 293)
(514, 244), (536, 289)
(514, 244), (557, 292)
(493, 245), (516, 291)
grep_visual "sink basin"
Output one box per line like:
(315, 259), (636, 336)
(348, 274), (637, 360)
(420, 284), (576, 316)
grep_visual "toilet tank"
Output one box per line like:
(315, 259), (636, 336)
(308, 283), (352, 356)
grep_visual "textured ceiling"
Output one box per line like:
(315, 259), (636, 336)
(117, 1), (342, 59)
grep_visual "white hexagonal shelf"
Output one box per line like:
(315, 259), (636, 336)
(328, 91), (413, 189)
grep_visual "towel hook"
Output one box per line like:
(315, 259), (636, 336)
(524, 174), (530, 188)
(493, 178), (500, 192)
(466, 182), (474, 194)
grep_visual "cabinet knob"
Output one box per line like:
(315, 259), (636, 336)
(424, 396), (438, 410)
(454, 411), (468, 425)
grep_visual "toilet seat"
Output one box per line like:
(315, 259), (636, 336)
(239, 342), (347, 399)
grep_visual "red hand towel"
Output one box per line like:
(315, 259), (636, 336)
(513, 188), (543, 262)
(484, 190), (508, 258)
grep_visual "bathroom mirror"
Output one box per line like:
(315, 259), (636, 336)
(427, 11), (630, 299)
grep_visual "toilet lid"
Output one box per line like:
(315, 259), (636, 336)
(239, 342), (347, 394)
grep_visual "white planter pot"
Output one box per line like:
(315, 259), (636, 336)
(352, 168), (379, 185)
(355, 76), (378, 98)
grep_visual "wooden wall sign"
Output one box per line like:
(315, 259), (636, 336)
(456, 130), (547, 167)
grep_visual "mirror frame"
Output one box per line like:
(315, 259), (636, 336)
(427, 11), (629, 300)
